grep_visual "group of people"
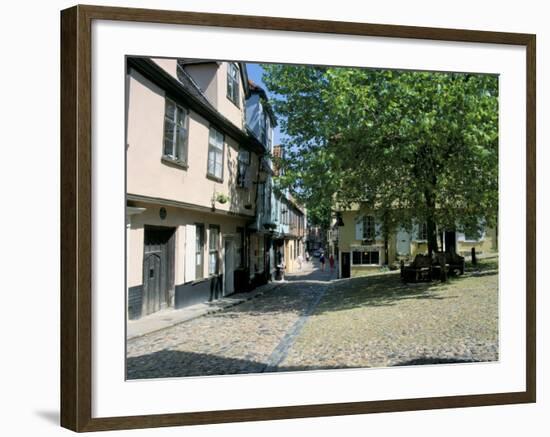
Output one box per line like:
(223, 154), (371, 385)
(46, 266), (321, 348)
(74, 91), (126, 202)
(277, 248), (336, 277)
(318, 252), (335, 273)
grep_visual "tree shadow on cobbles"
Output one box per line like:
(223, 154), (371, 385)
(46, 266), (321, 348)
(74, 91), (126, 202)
(126, 349), (485, 380)
(314, 262), (498, 315)
(126, 349), (268, 379)
(313, 274), (450, 314)
(393, 357), (482, 366)
(126, 349), (338, 379)
(211, 284), (323, 319)
(198, 258), (498, 320)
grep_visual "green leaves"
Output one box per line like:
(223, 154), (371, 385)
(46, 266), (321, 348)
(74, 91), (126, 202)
(262, 65), (498, 234)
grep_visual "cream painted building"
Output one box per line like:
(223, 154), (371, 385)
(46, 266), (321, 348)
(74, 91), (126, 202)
(332, 207), (498, 279)
(126, 57), (269, 319)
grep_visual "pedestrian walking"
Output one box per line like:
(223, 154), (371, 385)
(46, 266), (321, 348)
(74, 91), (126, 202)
(297, 253), (303, 270)
(320, 253), (326, 271)
(305, 251), (310, 262)
(329, 254), (335, 273)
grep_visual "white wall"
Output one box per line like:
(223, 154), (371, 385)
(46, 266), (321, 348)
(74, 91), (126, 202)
(0, 0), (547, 436)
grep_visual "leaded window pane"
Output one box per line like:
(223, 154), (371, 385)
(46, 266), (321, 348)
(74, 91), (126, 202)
(209, 253), (217, 275)
(176, 126), (187, 159)
(165, 99), (176, 121)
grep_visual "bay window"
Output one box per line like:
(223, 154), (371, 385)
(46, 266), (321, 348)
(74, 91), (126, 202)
(237, 148), (250, 188)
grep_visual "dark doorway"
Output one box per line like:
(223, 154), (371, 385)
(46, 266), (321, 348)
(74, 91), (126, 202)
(142, 226), (175, 316)
(341, 252), (351, 278)
(445, 231), (457, 254)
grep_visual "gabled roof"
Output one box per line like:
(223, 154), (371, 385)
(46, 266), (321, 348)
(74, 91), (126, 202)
(178, 59), (250, 97)
(127, 57), (266, 155)
(247, 79), (278, 126)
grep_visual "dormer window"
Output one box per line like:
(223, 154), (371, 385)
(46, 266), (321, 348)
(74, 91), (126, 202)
(227, 63), (240, 107)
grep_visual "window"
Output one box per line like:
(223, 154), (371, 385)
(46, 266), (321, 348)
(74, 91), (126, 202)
(363, 216), (376, 241)
(257, 182), (265, 216)
(163, 98), (188, 163)
(273, 198), (280, 223)
(207, 127), (224, 180)
(352, 250), (380, 265)
(195, 224), (204, 279)
(208, 226), (220, 275)
(249, 235), (264, 274)
(226, 63), (240, 106)
(259, 112), (267, 145)
(237, 149), (250, 188)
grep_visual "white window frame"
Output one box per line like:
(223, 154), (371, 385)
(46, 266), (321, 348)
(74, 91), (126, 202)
(207, 127), (224, 180)
(226, 62), (240, 107)
(195, 224), (205, 279)
(237, 148), (250, 188)
(208, 225), (220, 275)
(363, 216), (376, 241)
(351, 249), (381, 266)
(163, 98), (188, 164)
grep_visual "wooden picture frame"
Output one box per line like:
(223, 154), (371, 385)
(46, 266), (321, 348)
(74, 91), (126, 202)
(60, 4), (536, 432)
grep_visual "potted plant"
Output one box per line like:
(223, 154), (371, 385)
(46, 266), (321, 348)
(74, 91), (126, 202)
(216, 193), (229, 204)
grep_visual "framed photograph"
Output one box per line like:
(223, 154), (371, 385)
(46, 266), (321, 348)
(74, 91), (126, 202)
(60, 4), (536, 432)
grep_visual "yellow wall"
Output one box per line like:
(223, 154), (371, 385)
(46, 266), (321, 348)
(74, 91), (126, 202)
(336, 208), (498, 278)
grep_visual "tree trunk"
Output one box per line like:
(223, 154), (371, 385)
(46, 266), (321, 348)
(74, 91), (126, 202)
(383, 213), (389, 265)
(424, 189), (438, 257)
(384, 235), (389, 266)
(427, 215), (438, 256)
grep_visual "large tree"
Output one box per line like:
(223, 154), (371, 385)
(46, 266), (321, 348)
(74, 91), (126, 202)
(263, 65), (498, 255)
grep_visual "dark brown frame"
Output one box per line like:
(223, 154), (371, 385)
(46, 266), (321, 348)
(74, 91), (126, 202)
(61, 4), (536, 432)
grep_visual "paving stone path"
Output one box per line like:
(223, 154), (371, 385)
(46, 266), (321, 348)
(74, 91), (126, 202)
(126, 258), (498, 379)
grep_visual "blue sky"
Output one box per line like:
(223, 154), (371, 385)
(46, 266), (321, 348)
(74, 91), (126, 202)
(246, 63), (285, 146)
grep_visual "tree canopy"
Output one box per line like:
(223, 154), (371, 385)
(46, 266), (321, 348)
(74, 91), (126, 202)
(262, 64), (498, 253)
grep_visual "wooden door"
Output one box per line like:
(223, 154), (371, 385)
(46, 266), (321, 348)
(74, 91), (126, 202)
(396, 229), (411, 256)
(224, 239), (234, 295)
(142, 227), (175, 316)
(143, 252), (162, 314)
(341, 252), (351, 278)
(445, 231), (457, 253)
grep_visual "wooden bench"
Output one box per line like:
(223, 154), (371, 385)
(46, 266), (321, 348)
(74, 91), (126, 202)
(400, 254), (433, 283)
(446, 250), (465, 275)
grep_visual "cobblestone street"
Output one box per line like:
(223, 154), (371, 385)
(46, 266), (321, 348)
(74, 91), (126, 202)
(126, 258), (498, 379)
